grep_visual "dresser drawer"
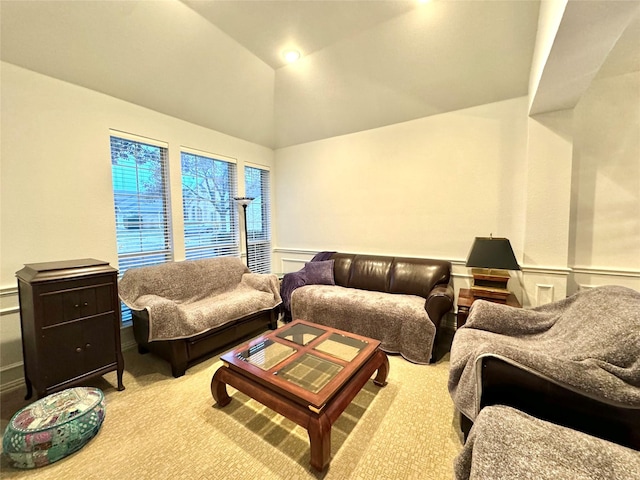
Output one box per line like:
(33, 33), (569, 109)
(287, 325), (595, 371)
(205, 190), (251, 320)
(41, 283), (114, 327)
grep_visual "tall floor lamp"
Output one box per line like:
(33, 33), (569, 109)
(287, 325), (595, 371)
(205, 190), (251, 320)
(234, 197), (254, 270)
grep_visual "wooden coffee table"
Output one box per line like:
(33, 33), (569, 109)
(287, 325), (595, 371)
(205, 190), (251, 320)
(211, 319), (389, 471)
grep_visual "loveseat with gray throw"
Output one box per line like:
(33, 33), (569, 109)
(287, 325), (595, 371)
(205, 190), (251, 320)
(118, 257), (281, 377)
(289, 252), (453, 363)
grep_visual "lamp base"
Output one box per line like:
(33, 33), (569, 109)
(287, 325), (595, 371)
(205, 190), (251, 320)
(471, 268), (511, 301)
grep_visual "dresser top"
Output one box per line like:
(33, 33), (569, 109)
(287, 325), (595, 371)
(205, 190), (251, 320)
(16, 259), (116, 283)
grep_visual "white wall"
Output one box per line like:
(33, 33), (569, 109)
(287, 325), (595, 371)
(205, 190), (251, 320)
(273, 77), (640, 306)
(274, 97), (530, 300)
(0, 62), (274, 390)
(569, 70), (640, 292)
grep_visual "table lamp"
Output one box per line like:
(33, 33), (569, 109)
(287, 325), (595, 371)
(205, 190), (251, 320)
(465, 235), (520, 301)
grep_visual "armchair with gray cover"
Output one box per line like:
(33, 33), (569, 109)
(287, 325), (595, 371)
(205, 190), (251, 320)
(448, 285), (640, 450)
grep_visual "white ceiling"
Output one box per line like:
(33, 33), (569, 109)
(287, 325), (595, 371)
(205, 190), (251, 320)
(1, 1), (638, 149)
(183, 0), (418, 69)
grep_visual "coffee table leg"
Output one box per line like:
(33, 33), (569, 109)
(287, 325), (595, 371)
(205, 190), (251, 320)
(373, 350), (390, 387)
(211, 366), (231, 407)
(308, 412), (331, 471)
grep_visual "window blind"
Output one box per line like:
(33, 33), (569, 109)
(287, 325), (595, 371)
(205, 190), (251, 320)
(110, 134), (173, 323)
(181, 150), (239, 260)
(244, 165), (272, 273)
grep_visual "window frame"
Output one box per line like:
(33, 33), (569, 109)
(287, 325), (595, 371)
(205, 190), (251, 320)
(244, 164), (272, 274)
(110, 130), (173, 324)
(180, 147), (240, 260)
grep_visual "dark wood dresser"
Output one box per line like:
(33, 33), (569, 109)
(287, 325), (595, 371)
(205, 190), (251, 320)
(16, 259), (125, 399)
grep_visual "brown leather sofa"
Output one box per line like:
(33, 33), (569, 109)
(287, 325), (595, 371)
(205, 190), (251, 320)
(290, 252), (454, 363)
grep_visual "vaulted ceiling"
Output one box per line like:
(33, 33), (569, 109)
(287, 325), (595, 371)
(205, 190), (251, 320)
(1, 1), (638, 149)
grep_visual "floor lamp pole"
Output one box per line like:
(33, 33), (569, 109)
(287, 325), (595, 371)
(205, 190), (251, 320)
(234, 197), (254, 271)
(242, 203), (250, 271)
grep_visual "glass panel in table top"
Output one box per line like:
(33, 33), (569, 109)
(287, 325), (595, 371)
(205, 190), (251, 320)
(235, 339), (296, 370)
(276, 323), (327, 346)
(276, 353), (343, 393)
(314, 333), (368, 362)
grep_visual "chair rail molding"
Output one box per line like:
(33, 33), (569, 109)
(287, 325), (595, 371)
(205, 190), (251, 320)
(571, 266), (640, 278)
(0, 286), (19, 316)
(273, 247), (639, 304)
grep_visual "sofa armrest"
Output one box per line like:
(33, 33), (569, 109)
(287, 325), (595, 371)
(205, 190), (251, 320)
(121, 293), (179, 314)
(425, 284), (454, 330)
(479, 355), (640, 450)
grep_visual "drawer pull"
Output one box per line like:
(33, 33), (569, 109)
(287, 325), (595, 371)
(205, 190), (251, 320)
(85, 343), (91, 349)
(76, 347), (82, 353)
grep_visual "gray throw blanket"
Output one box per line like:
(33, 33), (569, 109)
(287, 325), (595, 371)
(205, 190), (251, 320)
(280, 251), (335, 321)
(449, 285), (640, 420)
(291, 284), (435, 364)
(455, 405), (640, 480)
(118, 257), (281, 341)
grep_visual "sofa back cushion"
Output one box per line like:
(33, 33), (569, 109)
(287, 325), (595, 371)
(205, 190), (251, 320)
(389, 258), (451, 297)
(329, 253), (450, 298)
(348, 255), (393, 292)
(332, 253), (354, 287)
(119, 257), (248, 303)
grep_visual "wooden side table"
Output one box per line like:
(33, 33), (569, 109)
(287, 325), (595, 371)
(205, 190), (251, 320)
(456, 288), (522, 329)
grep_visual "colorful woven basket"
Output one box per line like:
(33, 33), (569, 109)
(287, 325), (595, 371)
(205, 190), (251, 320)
(2, 387), (105, 469)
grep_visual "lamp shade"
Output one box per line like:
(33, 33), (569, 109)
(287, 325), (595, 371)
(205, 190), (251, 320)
(233, 196), (254, 207)
(466, 237), (520, 271)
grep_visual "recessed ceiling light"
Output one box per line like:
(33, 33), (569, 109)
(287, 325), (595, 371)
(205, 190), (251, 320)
(283, 49), (301, 63)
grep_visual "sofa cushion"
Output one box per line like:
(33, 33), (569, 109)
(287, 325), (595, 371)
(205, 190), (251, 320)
(347, 255), (392, 291)
(389, 258), (451, 297)
(331, 253), (354, 286)
(291, 284), (435, 364)
(454, 405), (640, 480)
(119, 257), (249, 303)
(304, 260), (335, 285)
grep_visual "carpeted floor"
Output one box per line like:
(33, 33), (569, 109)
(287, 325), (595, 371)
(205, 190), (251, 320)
(1, 336), (463, 479)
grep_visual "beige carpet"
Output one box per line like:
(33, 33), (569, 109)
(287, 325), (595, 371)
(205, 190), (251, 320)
(1, 345), (463, 479)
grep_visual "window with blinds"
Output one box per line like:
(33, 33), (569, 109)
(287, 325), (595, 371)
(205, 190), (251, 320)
(245, 165), (272, 273)
(110, 133), (173, 324)
(181, 150), (239, 260)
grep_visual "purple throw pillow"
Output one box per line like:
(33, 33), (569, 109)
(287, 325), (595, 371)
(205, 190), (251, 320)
(304, 260), (335, 285)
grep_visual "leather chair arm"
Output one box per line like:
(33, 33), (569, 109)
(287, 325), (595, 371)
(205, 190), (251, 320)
(480, 356), (640, 450)
(425, 283), (454, 330)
